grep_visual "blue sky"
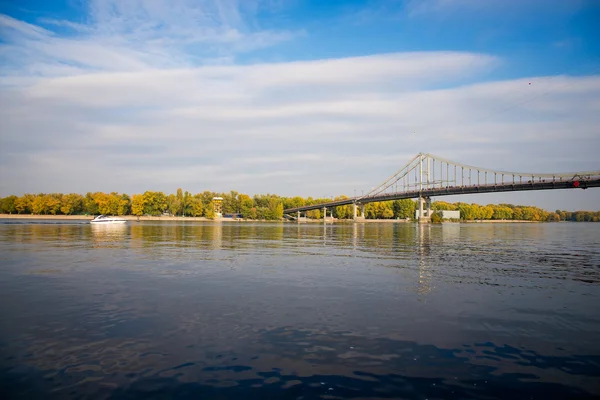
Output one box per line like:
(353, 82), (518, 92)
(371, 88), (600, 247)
(0, 0), (599, 210)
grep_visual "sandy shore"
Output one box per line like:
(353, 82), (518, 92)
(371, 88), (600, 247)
(0, 214), (541, 223)
(0, 214), (211, 221)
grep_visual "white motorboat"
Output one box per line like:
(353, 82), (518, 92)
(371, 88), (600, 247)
(90, 215), (127, 224)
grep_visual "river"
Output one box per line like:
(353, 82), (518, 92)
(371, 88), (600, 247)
(0, 220), (599, 399)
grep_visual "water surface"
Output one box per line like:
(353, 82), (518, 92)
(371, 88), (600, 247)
(0, 221), (599, 399)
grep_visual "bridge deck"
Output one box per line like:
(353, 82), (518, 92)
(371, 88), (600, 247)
(284, 179), (600, 214)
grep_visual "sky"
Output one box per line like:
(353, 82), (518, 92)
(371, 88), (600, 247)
(0, 0), (599, 211)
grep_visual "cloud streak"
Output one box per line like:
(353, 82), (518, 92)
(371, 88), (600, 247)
(0, 0), (300, 76)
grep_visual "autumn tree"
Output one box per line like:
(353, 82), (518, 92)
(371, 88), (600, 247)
(83, 192), (99, 215)
(15, 194), (34, 214)
(140, 191), (167, 216)
(239, 194), (255, 219)
(268, 197), (284, 220)
(131, 194), (145, 216)
(333, 196), (351, 219)
(189, 194), (204, 217)
(166, 194), (179, 216)
(60, 193), (83, 215)
(204, 201), (215, 219)
(0, 195), (17, 214)
(176, 188), (184, 216)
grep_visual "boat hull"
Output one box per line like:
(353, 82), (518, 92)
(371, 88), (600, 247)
(90, 220), (127, 224)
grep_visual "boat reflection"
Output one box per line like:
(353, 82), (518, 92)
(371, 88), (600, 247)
(90, 223), (128, 247)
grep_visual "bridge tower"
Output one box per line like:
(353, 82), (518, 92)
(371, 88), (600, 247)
(418, 154), (432, 223)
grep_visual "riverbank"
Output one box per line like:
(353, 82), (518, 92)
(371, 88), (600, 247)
(1, 214), (542, 223)
(0, 214), (211, 221)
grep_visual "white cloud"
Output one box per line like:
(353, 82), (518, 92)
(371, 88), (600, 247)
(0, 3), (599, 211)
(1, 50), (599, 211)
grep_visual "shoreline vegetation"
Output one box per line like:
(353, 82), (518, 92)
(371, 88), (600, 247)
(0, 214), (541, 223)
(0, 190), (598, 222)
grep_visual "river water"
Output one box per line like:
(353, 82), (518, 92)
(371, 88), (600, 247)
(0, 220), (599, 399)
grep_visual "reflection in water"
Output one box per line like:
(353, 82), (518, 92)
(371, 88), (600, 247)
(0, 220), (599, 399)
(91, 223), (128, 247)
(417, 224), (433, 298)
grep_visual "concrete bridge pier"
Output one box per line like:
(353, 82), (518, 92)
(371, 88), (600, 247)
(296, 211), (307, 223)
(353, 203), (366, 222)
(418, 196), (432, 223)
(323, 207), (335, 223)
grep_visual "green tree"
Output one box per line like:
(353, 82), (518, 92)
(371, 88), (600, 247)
(182, 191), (192, 216)
(176, 188), (184, 216)
(432, 201), (456, 211)
(491, 205), (513, 220)
(457, 203), (476, 220)
(222, 191), (240, 214)
(546, 212), (561, 222)
(205, 201), (216, 219)
(166, 194), (179, 216)
(0, 195), (17, 214)
(329, 196), (351, 219)
(189, 195), (204, 217)
(307, 209), (321, 219)
(478, 205), (494, 220)
(512, 207), (524, 220)
(268, 197), (284, 220)
(142, 191), (167, 216)
(393, 199), (416, 219)
(430, 211), (443, 224)
(239, 194), (255, 219)
(283, 196), (305, 210)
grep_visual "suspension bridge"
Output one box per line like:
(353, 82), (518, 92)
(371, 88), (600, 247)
(284, 153), (600, 222)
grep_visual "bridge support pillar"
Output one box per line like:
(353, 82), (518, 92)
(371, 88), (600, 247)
(296, 211), (307, 223)
(323, 207), (335, 223)
(353, 203), (365, 222)
(418, 196), (431, 223)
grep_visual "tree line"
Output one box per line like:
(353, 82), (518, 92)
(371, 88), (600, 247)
(0, 191), (598, 222)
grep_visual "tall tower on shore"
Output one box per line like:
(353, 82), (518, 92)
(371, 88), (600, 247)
(212, 197), (223, 219)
